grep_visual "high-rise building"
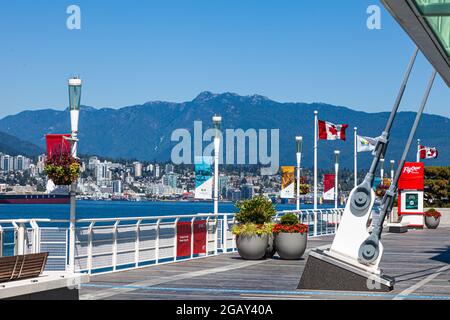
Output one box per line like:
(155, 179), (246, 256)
(165, 164), (174, 174)
(112, 180), (123, 194)
(133, 162), (143, 178)
(154, 164), (161, 178)
(163, 173), (178, 189)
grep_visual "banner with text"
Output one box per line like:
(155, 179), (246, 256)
(323, 174), (335, 201)
(176, 221), (207, 258)
(194, 156), (213, 200)
(281, 166), (295, 199)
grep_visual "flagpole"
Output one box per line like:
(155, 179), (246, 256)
(417, 139), (421, 162)
(354, 127), (358, 189)
(296, 136), (303, 212)
(314, 110), (318, 237)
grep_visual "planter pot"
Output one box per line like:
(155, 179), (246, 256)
(236, 234), (269, 260)
(275, 233), (307, 260)
(425, 216), (440, 230)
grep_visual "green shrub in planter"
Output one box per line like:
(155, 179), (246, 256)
(233, 196), (276, 260)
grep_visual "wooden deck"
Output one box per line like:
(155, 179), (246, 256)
(80, 227), (450, 300)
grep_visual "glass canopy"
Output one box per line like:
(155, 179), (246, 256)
(414, 0), (450, 57)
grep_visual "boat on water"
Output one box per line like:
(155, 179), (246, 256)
(0, 193), (70, 205)
(0, 184), (70, 205)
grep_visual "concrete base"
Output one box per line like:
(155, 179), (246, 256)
(0, 272), (89, 300)
(387, 222), (409, 234)
(298, 249), (394, 293)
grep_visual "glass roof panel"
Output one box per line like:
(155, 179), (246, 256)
(414, 0), (450, 57)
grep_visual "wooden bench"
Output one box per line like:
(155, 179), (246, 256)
(0, 253), (49, 284)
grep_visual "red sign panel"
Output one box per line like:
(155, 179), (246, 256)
(46, 134), (71, 158)
(176, 221), (207, 258)
(398, 162), (424, 190)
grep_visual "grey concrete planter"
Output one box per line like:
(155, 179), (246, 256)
(236, 234), (269, 260)
(425, 216), (440, 230)
(275, 233), (307, 260)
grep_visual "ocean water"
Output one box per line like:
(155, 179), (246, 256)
(0, 200), (338, 221)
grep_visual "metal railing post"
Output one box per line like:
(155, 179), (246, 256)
(174, 218), (180, 262)
(30, 220), (40, 254)
(205, 217), (211, 256)
(112, 221), (120, 271)
(16, 222), (26, 255)
(87, 222), (95, 275)
(190, 217), (196, 259)
(223, 214), (228, 253)
(135, 219), (142, 268)
(155, 219), (161, 264)
(0, 225), (3, 257)
(214, 216), (218, 255)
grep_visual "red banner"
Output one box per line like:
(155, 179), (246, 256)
(177, 221), (207, 258)
(323, 174), (335, 201)
(46, 134), (71, 158)
(398, 162), (424, 190)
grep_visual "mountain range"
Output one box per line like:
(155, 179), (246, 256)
(0, 91), (448, 169)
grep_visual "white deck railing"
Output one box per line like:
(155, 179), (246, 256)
(0, 209), (344, 275)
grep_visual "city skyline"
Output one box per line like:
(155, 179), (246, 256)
(1, 1), (450, 119)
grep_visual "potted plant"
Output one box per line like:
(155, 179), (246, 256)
(232, 196), (276, 260)
(424, 208), (442, 230)
(273, 213), (308, 260)
(44, 149), (81, 186)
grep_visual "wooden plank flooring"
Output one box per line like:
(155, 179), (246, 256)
(80, 228), (450, 300)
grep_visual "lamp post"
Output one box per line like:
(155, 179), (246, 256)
(380, 158), (385, 183)
(213, 115), (222, 217)
(334, 151), (340, 210)
(296, 136), (303, 212)
(68, 77), (82, 273)
(313, 111), (318, 236)
(390, 160), (395, 182)
(417, 139), (421, 162)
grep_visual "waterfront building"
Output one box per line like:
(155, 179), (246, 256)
(165, 163), (175, 174)
(154, 164), (161, 178)
(163, 173), (178, 189)
(134, 162), (143, 178)
(112, 180), (123, 194)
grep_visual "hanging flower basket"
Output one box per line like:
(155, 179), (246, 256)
(44, 150), (80, 186)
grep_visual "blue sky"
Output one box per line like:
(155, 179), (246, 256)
(0, 0), (449, 118)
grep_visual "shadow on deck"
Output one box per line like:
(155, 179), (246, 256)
(80, 227), (450, 300)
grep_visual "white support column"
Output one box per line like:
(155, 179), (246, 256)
(313, 111), (318, 237)
(354, 127), (358, 189)
(380, 158), (385, 183)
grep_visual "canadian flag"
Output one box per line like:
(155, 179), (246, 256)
(318, 120), (349, 141)
(420, 146), (438, 159)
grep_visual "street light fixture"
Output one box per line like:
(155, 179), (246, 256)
(68, 77), (82, 273)
(212, 115), (222, 215)
(334, 150), (340, 209)
(296, 136), (303, 211)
